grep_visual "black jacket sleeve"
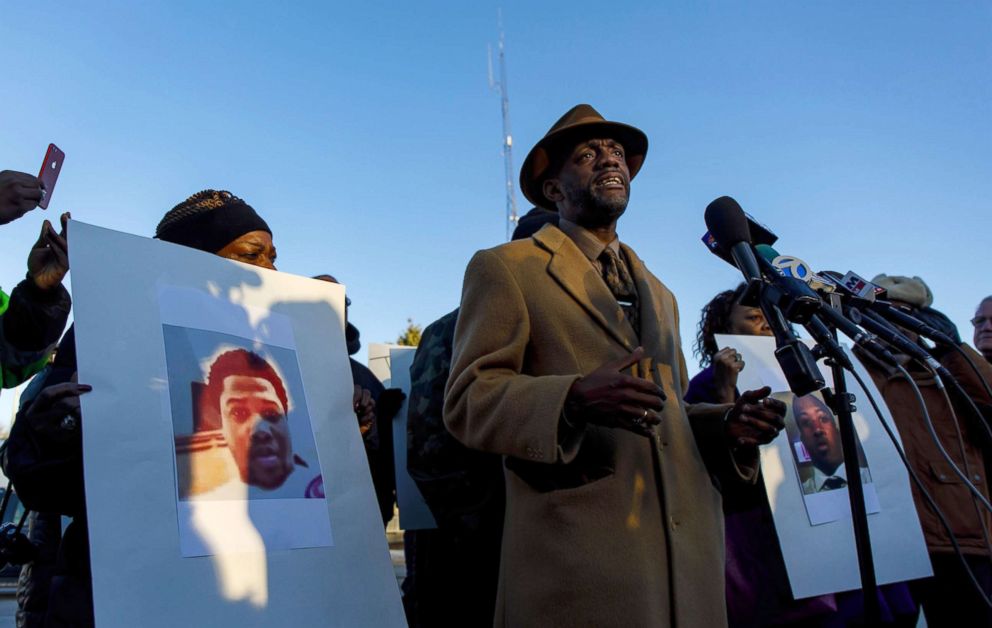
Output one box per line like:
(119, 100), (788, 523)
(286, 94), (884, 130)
(3, 278), (71, 353)
(1, 365), (86, 517)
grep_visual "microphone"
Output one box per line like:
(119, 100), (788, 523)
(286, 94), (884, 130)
(703, 197), (824, 395)
(704, 197), (763, 305)
(754, 245), (898, 368)
(754, 244), (837, 295)
(822, 270), (958, 347)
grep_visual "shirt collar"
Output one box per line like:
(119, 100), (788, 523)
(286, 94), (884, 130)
(558, 218), (620, 262)
(812, 463), (848, 490)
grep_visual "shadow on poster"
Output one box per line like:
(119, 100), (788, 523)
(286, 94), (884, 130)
(163, 324), (333, 557)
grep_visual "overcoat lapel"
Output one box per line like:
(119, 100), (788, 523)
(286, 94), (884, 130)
(533, 226), (638, 351)
(622, 243), (675, 364)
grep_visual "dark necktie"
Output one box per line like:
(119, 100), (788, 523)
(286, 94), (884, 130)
(599, 247), (639, 337)
(821, 476), (847, 491)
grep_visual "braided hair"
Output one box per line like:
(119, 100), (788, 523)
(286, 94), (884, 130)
(693, 283), (749, 368)
(156, 190), (243, 236)
(154, 189), (270, 253)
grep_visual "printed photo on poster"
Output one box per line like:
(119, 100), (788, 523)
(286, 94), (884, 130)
(164, 325), (324, 501)
(776, 390), (880, 525)
(163, 324), (333, 556)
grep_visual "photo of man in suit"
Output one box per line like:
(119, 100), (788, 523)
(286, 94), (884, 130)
(793, 393), (872, 495)
(444, 104), (787, 627)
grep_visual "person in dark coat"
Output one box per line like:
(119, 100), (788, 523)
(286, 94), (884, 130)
(403, 208), (556, 627)
(1, 209), (71, 395)
(3, 190), (347, 627)
(313, 273), (406, 526)
(863, 275), (992, 628)
(688, 284), (918, 627)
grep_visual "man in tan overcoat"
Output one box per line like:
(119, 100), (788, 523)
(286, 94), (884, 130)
(444, 104), (786, 627)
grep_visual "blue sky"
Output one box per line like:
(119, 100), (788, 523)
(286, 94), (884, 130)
(2, 1), (989, 413)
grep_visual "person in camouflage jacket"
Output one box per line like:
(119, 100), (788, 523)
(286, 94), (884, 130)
(406, 307), (505, 627)
(404, 208), (557, 626)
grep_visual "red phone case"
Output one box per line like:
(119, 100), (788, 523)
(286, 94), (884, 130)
(38, 143), (65, 209)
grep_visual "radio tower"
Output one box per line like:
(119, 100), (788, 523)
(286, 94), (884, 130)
(488, 11), (518, 241)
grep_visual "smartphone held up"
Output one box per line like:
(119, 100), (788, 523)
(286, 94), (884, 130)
(37, 143), (65, 210)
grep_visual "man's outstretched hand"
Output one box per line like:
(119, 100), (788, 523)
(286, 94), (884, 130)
(565, 346), (667, 437)
(725, 386), (786, 449)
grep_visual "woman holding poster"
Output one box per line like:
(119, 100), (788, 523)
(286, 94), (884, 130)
(3, 190), (317, 626)
(686, 284), (916, 627)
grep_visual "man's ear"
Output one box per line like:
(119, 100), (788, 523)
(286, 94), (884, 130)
(543, 178), (564, 204)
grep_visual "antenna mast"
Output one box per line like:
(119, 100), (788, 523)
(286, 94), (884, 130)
(488, 10), (518, 241)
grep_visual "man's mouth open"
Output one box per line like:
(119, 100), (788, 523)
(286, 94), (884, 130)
(594, 174), (625, 189)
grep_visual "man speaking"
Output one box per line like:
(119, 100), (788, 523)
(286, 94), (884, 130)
(444, 105), (785, 627)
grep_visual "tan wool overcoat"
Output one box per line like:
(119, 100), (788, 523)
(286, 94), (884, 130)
(444, 225), (754, 627)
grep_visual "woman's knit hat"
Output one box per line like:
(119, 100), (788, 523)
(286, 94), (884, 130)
(155, 190), (271, 253)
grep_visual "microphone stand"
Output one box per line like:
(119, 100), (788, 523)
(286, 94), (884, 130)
(814, 298), (880, 625)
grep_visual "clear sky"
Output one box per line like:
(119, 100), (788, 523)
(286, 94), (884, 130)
(1, 2), (989, 422)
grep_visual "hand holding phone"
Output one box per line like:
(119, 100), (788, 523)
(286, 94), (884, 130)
(0, 170), (44, 225)
(37, 143), (65, 210)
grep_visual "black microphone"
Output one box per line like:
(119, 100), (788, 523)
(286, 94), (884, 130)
(804, 315), (854, 371)
(704, 196), (763, 306)
(878, 302), (958, 346)
(845, 307), (954, 380)
(703, 196), (824, 395)
(823, 270), (958, 347)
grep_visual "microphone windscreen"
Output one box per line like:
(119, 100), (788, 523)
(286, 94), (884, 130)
(704, 196), (752, 247)
(754, 243), (780, 261)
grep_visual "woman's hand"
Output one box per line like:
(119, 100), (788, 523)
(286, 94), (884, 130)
(24, 379), (91, 443)
(712, 347), (745, 404)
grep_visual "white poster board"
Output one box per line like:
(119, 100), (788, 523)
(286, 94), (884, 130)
(367, 343), (398, 385)
(366, 343), (437, 530)
(388, 347), (437, 530)
(717, 334), (931, 599)
(70, 221), (405, 627)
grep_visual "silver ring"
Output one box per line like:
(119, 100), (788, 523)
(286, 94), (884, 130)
(734, 353), (743, 363)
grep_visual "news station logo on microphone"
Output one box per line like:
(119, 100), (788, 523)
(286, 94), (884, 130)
(771, 255), (812, 281)
(840, 272), (881, 301)
(701, 231), (722, 254)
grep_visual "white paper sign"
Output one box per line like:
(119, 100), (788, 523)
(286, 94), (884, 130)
(388, 347), (438, 531)
(367, 342), (399, 385)
(366, 343), (438, 530)
(70, 221), (405, 627)
(717, 334), (931, 599)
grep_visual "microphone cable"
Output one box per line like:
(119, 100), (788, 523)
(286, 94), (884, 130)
(892, 364), (992, 515)
(848, 367), (992, 609)
(865, 311), (992, 447)
(939, 364), (992, 447)
(931, 374), (992, 559)
(948, 343), (992, 420)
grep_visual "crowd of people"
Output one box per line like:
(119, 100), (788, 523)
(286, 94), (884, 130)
(0, 102), (990, 628)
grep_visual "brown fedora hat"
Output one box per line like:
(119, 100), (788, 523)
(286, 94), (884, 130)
(519, 104), (648, 209)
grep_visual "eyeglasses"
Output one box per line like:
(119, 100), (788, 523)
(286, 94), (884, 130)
(345, 296), (352, 308)
(972, 316), (990, 327)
